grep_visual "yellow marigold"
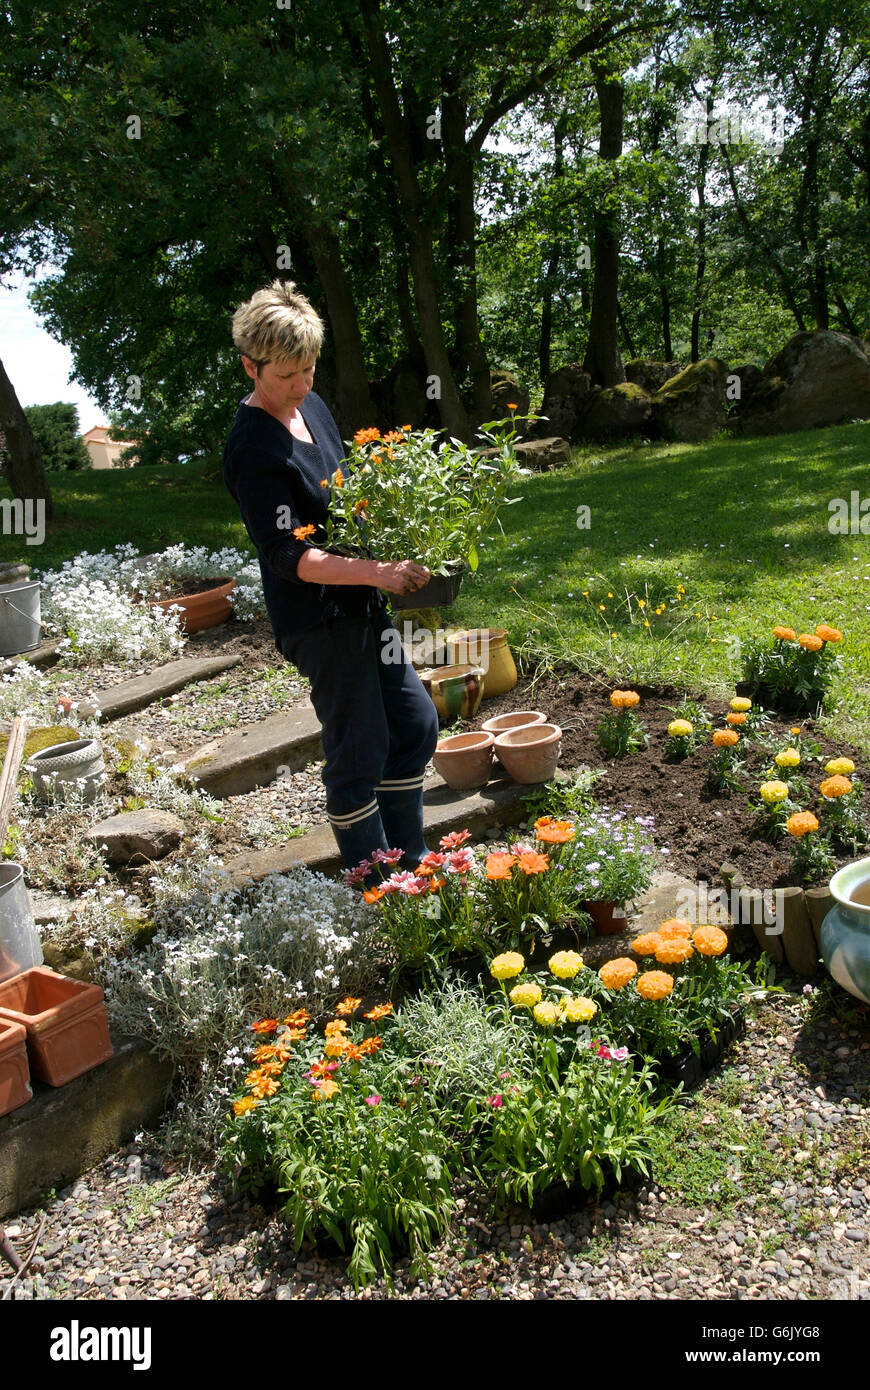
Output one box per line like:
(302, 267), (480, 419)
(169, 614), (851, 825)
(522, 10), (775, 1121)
(658, 919), (693, 940)
(532, 1000), (561, 1027)
(312, 1078), (340, 1100)
(535, 816), (576, 844)
(490, 951), (525, 980)
(798, 633), (823, 652)
(631, 932), (664, 956)
(509, 981), (543, 1008)
(825, 757), (855, 776)
(790, 726), (802, 736)
(324, 1019), (349, 1037)
(636, 970), (674, 1001)
(712, 729), (739, 748)
(232, 1096), (260, 1117)
(726, 712), (747, 727)
(324, 1038), (350, 1058)
(729, 697), (752, 712)
(548, 950), (584, 980)
(599, 957), (638, 991)
(816, 625), (842, 643)
(692, 925), (729, 956)
(820, 775), (852, 799)
(668, 719), (694, 737)
(773, 626), (796, 641)
(786, 811), (819, 838)
(610, 689), (641, 709)
(561, 996), (598, 1024)
(775, 748), (800, 768)
(655, 938), (694, 965)
(760, 780), (790, 805)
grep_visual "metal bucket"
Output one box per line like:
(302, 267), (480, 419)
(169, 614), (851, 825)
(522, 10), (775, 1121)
(0, 863), (43, 984)
(0, 579), (42, 656)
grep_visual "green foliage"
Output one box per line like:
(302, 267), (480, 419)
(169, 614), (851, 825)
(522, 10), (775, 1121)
(22, 402), (90, 471)
(740, 628), (843, 716)
(596, 707), (650, 758)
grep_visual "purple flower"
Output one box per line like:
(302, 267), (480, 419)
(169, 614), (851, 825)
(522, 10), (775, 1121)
(802, 984), (814, 996)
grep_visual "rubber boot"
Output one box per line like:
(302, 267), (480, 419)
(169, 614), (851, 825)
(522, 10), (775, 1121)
(375, 776), (430, 869)
(327, 800), (390, 878)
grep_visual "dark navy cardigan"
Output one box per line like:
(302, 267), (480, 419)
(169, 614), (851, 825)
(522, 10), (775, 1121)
(222, 392), (383, 652)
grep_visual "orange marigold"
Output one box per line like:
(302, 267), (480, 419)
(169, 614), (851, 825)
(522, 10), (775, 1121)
(693, 925), (729, 956)
(658, 918), (693, 940)
(353, 427), (381, 445)
(655, 938), (694, 965)
(773, 625), (796, 641)
(247, 1073), (280, 1099)
(712, 729), (739, 747)
(515, 849), (550, 875)
(534, 816), (576, 844)
(786, 811), (819, 838)
(610, 689), (641, 709)
(324, 1038), (350, 1058)
(309, 1058), (337, 1080)
(335, 997), (362, 1017)
(636, 971), (674, 1001)
(352, 499), (369, 516)
(364, 1003), (394, 1021)
(816, 625), (842, 643)
(631, 932), (663, 956)
(252, 1018), (278, 1035)
(357, 1035), (384, 1056)
(798, 633), (823, 652)
(726, 712), (747, 727)
(292, 523), (316, 540)
(820, 775), (852, 799)
(324, 1019), (349, 1037)
(312, 1078), (340, 1100)
(599, 957), (639, 991)
(232, 1096), (259, 1117)
(284, 1009), (310, 1029)
(486, 852), (516, 881)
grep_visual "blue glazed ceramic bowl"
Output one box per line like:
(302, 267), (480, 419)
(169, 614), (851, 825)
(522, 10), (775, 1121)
(820, 857), (870, 1004)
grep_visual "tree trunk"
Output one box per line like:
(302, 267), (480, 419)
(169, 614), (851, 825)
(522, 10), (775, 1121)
(443, 90), (491, 428)
(304, 222), (378, 436)
(0, 359), (53, 518)
(539, 113), (567, 387)
(690, 97), (712, 364)
(720, 147), (806, 331)
(657, 237), (673, 360)
(795, 33), (829, 330)
(583, 59), (625, 387)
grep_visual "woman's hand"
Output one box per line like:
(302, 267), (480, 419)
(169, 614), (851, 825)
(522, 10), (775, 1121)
(369, 560), (431, 595)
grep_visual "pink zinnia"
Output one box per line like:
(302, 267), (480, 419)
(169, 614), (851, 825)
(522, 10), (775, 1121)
(487, 1094), (504, 1108)
(440, 829), (471, 850)
(345, 861), (371, 887)
(364, 1095), (381, 1106)
(419, 851), (447, 870)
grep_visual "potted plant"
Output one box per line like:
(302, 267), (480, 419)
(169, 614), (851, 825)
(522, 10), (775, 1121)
(322, 419), (522, 608)
(568, 808), (657, 934)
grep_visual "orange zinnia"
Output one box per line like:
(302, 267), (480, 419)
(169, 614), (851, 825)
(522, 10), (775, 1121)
(364, 1002), (394, 1021)
(712, 728), (739, 747)
(658, 918), (693, 940)
(363, 885), (386, 903)
(610, 689), (641, 709)
(786, 811), (819, 838)
(515, 849), (550, 875)
(726, 712), (747, 727)
(693, 925), (728, 956)
(336, 996), (362, 1017)
(636, 971), (674, 1001)
(353, 427), (381, 445)
(486, 852), (516, 880)
(816, 625), (842, 643)
(353, 499), (369, 516)
(772, 626), (796, 641)
(357, 1036), (384, 1056)
(292, 523), (316, 540)
(820, 775), (852, 799)
(534, 816), (576, 844)
(599, 958), (638, 991)
(309, 1058), (337, 1079)
(798, 633), (823, 652)
(631, 932), (663, 956)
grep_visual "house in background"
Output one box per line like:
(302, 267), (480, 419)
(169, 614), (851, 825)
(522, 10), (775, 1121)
(81, 425), (140, 469)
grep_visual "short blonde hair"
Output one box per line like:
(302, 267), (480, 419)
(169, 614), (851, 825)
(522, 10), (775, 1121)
(231, 279), (324, 367)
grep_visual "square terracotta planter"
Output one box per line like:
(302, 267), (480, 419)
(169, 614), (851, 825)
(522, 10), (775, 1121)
(0, 967), (113, 1087)
(0, 1016), (32, 1115)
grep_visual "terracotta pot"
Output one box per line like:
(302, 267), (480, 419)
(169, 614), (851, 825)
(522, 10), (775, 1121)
(494, 722), (562, 784)
(419, 663), (485, 721)
(446, 628), (518, 698)
(582, 900), (629, 936)
(481, 709), (547, 737)
(433, 730), (494, 790)
(0, 966), (113, 1087)
(150, 577), (236, 634)
(0, 1017), (32, 1117)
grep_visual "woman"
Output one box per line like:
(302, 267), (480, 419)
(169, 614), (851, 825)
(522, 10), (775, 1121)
(222, 279), (440, 874)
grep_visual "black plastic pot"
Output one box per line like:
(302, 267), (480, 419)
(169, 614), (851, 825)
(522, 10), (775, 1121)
(655, 1007), (746, 1092)
(390, 566), (465, 610)
(531, 1161), (644, 1221)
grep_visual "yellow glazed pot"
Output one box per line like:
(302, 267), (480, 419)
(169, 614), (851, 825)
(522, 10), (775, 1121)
(446, 628), (517, 698)
(418, 664), (485, 722)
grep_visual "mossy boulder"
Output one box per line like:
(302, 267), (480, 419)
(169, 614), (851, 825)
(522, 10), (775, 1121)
(738, 331), (870, 436)
(490, 370), (530, 421)
(580, 382), (652, 441)
(625, 359), (683, 394)
(537, 363), (593, 440)
(651, 358), (730, 441)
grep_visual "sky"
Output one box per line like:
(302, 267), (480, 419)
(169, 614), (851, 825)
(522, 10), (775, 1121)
(0, 272), (109, 431)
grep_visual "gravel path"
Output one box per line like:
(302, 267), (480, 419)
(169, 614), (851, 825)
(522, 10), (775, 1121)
(8, 990), (869, 1301)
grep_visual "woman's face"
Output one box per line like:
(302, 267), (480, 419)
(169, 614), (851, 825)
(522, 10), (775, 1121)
(242, 354), (316, 416)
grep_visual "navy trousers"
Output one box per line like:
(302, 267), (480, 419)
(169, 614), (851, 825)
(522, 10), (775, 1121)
(282, 609), (439, 822)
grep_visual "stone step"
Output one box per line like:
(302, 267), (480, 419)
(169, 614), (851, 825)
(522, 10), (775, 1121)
(216, 772), (531, 889)
(185, 706), (323, 797)
(0, 1034), (172, 1219)
(1, 638), (61, 676)
(76, 653), (243, 721)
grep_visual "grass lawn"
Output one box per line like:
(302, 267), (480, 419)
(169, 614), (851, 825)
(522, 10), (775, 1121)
(6, 420), (870, 753)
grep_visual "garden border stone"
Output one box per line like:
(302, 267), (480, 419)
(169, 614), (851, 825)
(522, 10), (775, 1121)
(76, 654), (243, 721)
(184, 705), (323, 796)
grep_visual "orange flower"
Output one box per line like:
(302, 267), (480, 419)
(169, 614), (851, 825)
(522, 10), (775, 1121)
(342, 1044), (365, 1063)
(333, 467), (344, 487)
(400, 424), (412, 432)
(486, 852), (516, 881)
(506, 401), (518, 410)
(312, 1077), (340, 1100)
(309, 1058), (337, 1080)
(798, 633), (823, 652)
(693, 925), (729, 956)
(820, 775), (852, 799)
(284, 1009), (310, 1029)
(816, 625), (842, 643)
(292, 523), (316, 540)
(353, 427), (381, 445)
(247, 1073), (280, 1099)
(364, 1002), (394, 1021)
(726, 712), (747, 727)
(278, 1028), (306, 1045)
(252, 1018), (278, 1035)
(712, 729), (739, 748)
(658, 918), (693, 940)
(363, 885), (386, 903)
(324, 1019), (349, 1037)
(599, 958), (638, 991)
(631, 932), (664, 956)
(772, 625), (796, 641)
(786, 811), (819, 838)
(655, 938), (694, 965)
(429, 876), (447, 891)
(324, 1037), (350, 1058)
(636, 971), (674, 1001)
(254, 1059), (285, 1077)
(357, 1035), (384, 1056)
(534, 816), (576, 844)
(353, 499), (369, 517)
(336, 996), (362, 1017)
(232, 1096), (259, 1116)
(383, 430), (405, 444)
(252, 1043), (283, 1063)
(515, 849), (550, 876)
(610, 689), (641, 709)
